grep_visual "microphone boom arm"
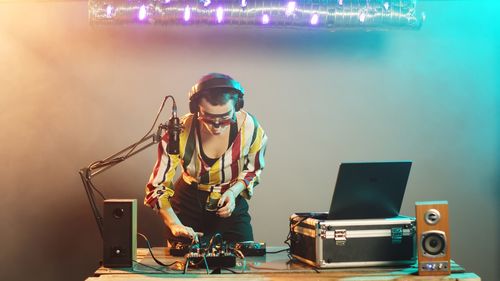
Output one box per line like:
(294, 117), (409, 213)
(79, 127), (164, 238)
(79, 95), (176, 239)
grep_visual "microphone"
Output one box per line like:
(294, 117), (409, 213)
(167, 101), (181, 155)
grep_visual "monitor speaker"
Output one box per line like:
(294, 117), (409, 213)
(103, 199), (137, 268)
(415, 201), (450, 276)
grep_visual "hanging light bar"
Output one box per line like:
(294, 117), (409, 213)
(89, 0), (422, 30)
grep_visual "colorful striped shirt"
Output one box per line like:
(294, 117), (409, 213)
(145, 110), (267, 211)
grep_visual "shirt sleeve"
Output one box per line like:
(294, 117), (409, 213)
(238, 119), (268, 199)
(144, 133), (180, 211)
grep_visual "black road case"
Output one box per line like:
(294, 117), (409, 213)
(290, 212), (416, 268)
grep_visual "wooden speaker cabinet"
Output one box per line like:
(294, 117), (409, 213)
(415, 201), (450, 276)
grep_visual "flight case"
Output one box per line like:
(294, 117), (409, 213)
(290, 212), (416, 268)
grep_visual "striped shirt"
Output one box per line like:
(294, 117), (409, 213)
(145, 110), (267, 211)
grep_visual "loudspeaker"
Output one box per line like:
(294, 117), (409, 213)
(188, 73), (245, 113)
(103, 199), (137, 268)
(415, 201), (450, 276)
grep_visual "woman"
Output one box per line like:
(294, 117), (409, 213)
(145, 73), (267, 244)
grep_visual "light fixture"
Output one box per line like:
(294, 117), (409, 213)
(138, 5), (147, 21)
(262, 14), (270, 24)
(184, 5), (191, 22)
(106, 5), (113, 18)
(89, 0), (423, 30)
(216, 6), (224, 23)
(285, 1), (296, 17)
(310, 13), (319, 25)
(359, 12), (366, 23)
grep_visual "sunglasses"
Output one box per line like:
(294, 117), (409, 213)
(198, 114), (235, 128)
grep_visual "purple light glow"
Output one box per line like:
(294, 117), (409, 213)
(338, 0), (343, 6)
(216, 7), (224, 23)
(262, 14), (270, 24)
(164, 0), (171, 3)
(241, 0), (247, 8)
(310, 14), (319, 25)
(285, 1), (296, 16)
(138, 5), (147, 21)
(203, 0), (211, 7)
(184, 5), (191, 21)
(106, 5), (113, 18)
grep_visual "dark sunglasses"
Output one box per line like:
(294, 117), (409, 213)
(198, 115), (235, 128)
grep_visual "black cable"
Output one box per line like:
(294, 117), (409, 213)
(222, 267), (240, 274)
(87, 95), (174, 171)
(137, 232), (182, 268)
(88, 180), (106, 200)
(80, 96), (175, 237)
(266, 248), (290, 254)
(284, 216), (309, 248)
(207, 233), (223, 250)
(132, 260), (172, 274)
(79, 170), (104, 237)
(125, 95), (175, 158)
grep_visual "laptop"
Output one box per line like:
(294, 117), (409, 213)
(327, 161), (412, 220)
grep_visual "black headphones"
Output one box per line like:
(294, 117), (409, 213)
(188, 73), (245, 113)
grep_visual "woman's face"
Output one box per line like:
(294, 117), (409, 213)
(197, 97), (236, 135)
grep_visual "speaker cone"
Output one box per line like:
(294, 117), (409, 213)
(422, 231), (446, 256)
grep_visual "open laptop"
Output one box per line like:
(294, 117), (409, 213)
(327, 161), (412, 220)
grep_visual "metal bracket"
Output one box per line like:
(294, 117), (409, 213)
(334, 229), (347, 246)
(391, 227), (403, 244)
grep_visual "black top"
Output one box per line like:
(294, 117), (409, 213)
(196, 117), (238, 167)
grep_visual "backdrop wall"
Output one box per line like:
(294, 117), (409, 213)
(0, 1), (498, 280)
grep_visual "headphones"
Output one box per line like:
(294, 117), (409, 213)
(188, 73), (245, 113)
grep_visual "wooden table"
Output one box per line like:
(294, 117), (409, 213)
(88, 247), (480, 280)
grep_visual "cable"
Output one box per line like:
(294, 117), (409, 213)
(222, 267), (240, 274)
(266, 248), (290, 254)
(87, 95), (175, 171)
(284, 216), (309, 248)
(202, 255), (210, 274)
(124, 95), (175, 158)
(233, 249), (246, 273)
(137, 232), (183, 268)
(88, 180), (106, 200)
(132, 260), (172, 274)
(207, 232), (223, 250)
(80, 96), (176, 236)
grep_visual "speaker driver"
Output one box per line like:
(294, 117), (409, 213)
(113, 208), (125, 219)
(421, 231), (446, 256)
(424, 209), (441, 225)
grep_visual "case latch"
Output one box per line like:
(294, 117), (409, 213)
(391, 227), (403, 244)
(334, 229), (347, 246)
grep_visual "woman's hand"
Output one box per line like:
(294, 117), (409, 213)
(159, 207), (203, 243)
(217, 189), (236, 218)
(169, 223), (203, 243)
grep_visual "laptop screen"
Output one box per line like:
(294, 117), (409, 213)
(327, 161), (412, 220)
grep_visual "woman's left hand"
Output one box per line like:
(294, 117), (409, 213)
(217, 189), (236, 218)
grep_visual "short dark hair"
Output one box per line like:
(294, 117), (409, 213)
(199, 88), (239, 107)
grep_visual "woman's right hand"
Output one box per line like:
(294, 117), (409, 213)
(169, 223), (203, 243)
(159, 207), (203, 243)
